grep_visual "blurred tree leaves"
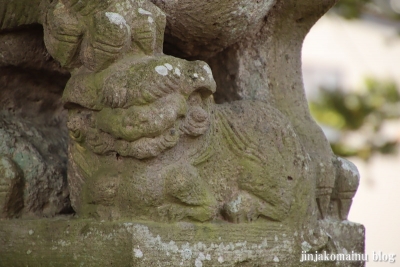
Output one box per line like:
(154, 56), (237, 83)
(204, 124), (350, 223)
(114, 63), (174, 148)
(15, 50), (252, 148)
(309, 79), (400, 161)
(333, 0), (400, 20)
(316, 1), (400, 161)
(334, 0), (371, 19)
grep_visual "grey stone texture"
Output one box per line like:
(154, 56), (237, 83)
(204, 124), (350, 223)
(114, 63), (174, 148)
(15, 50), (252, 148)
(0, 219), (365, 267)
(0, 0), (365, 266)
(0, 25), (71, 218)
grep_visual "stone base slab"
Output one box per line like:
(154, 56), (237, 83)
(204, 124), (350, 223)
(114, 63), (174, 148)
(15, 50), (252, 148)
(0, 218), (364, 267)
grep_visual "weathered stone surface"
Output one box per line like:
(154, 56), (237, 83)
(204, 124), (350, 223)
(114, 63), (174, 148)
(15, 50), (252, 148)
(0, 156), (24, 218)
(151, 0), (277, 59)
(0, 25), (71, 218)
(0, 114), (70, 218)
(43, 0), (166, 71)
(0, 0), (42, 31)
(0, 0), (365, 266)
(152, 0), (345, 229)
(0, 219), (364, 267)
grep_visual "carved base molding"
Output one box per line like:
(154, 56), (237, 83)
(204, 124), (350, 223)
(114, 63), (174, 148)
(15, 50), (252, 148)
(0, 218), (364, 267)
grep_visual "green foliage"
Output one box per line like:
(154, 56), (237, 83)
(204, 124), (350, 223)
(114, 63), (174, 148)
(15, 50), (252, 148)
(333, 0), (371, 19)
(334, 0), (400, 20)
(309, 78), (400, 161)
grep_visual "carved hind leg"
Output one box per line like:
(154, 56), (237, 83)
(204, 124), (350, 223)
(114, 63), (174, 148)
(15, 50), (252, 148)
(159, 163), (217, 222)
(0, 156), (24, 218)
(222, 191), (290, 223)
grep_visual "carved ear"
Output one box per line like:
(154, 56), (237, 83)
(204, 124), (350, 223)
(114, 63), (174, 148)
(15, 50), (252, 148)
(179, 60), (216, 97)
(181, 91), (211, 136)
(181, 106), (210, 136)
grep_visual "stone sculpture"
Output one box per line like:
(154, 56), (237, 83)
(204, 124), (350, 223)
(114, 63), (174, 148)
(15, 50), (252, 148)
(63, 53), (310, 223)
(0, 0), (365, 266)
(40, 0), (358, 225)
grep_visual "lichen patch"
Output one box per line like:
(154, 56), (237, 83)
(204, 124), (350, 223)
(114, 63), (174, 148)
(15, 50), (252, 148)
(134, 248), (144, 258)
(155, 66), (168, 76)
(202, 65), (213, 79)
(138, 8), (152, 15)
(174, 68), (181, 77)
(125, 224), (279, 265)
(105, 12), (127, 30)
(338, 157), (360, 178)
(164, 63), (173, 70)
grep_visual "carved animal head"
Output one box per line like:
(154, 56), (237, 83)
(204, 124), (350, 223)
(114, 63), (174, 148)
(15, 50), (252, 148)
(64, 55), (216, 159)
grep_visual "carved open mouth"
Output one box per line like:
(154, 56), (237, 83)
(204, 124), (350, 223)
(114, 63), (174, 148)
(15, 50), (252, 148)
(71, 112), (183, 159)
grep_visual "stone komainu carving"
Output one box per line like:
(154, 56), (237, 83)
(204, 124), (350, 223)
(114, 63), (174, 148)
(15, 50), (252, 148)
(36, 0), (359, 224)
(63, 54), (311, 222)
(0, 0), (359, 225)
(63, 55), (359, 223)
(0, 0), (365, 266)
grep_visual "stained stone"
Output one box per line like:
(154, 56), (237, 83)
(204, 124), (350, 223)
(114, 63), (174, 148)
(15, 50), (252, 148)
(0, 0), (364, 266)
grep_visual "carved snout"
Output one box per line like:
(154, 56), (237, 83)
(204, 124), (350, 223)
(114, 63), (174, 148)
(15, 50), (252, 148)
(95, 93), (187, 142)
(180, 61), (216, 97)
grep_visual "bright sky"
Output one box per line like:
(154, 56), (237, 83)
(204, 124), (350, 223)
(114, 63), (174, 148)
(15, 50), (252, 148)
(303, 14), (400, 93)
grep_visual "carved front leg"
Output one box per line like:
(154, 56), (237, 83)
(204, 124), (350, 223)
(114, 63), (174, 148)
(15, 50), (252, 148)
(43, 0), (166, 72)
(161, 163), (217, 222)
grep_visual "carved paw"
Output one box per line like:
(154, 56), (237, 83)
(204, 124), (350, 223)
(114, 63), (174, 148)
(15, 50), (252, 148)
(157, 203), (215, 222)
(222, 192), (290, 223)
(44, 0), (166, 72)
(222, 193), (258, 223)
(222, 193), (260, 223)
(330, 156), (360, 220)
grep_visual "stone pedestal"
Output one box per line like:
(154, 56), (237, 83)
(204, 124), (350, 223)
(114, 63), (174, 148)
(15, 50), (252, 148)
(0, 219), (364, 267)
